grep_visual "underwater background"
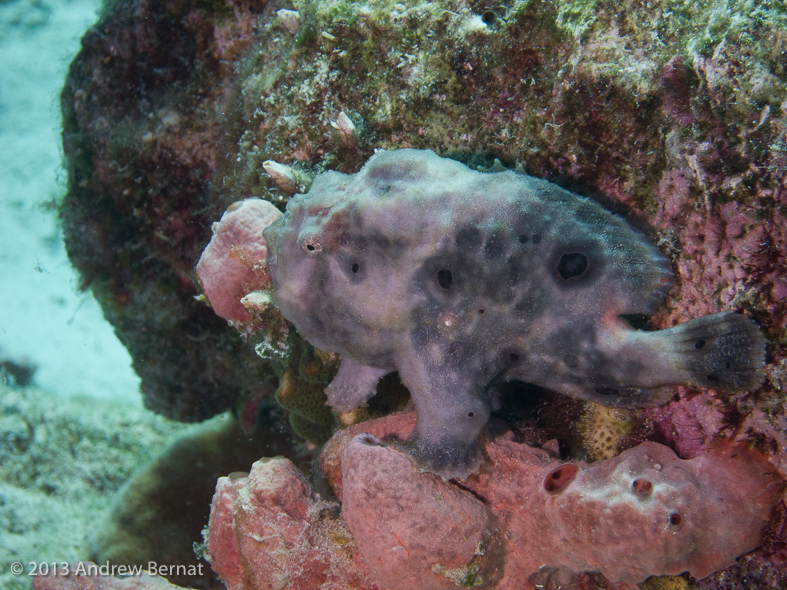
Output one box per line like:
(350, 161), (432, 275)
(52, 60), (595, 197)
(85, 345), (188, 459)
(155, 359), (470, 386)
(0, 2), (197, 589)
(1, 0), (787, 589)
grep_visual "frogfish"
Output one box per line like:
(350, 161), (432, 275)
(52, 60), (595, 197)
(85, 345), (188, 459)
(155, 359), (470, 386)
(263, 149), (765, 478)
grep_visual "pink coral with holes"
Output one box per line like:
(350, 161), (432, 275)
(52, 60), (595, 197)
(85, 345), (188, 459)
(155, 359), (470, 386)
(205, 413), (783, 590)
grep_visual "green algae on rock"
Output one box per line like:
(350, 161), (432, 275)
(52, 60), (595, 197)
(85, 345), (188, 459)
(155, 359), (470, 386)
(61, 0), (787, 424)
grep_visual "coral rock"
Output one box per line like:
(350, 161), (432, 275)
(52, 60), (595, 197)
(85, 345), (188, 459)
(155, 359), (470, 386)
(577, 402), (635, 461)
(341, 434), (502, 589)
(322, 414), (782, 588)
(61, 0), (787, 438)
(196, 198), (282, 327)
(205, 456), (374, 590)
(88, 409), (293, 589)
(650, 392), (727, 459)
(320, 411), (417, 501)
(208, 414), (783, 590)
(474, 438), (781, 586)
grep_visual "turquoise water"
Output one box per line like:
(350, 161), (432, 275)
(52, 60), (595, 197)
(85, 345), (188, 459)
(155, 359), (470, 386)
(1, 1), (785, 589)
(0, 2), (155, 588)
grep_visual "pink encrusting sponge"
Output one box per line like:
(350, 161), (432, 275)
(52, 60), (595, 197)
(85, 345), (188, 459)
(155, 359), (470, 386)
(205, 413), (783, 590)
(196, 198), (282, 326)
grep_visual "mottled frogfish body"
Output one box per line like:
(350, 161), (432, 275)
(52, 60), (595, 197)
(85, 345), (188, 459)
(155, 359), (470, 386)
(263, 149), (765, 478)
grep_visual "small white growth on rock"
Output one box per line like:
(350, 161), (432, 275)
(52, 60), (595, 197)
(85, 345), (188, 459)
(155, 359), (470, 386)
(263, 160), (300, 193)
(276, 9), (301, 34)
(331, 111), (357, 146)
(241, 290), (275, 314)
(459, 14), (489, 35)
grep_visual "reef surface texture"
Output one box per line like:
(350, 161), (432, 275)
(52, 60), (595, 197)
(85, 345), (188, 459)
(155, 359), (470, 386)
(61, 0), (787, 427)
(205, 413), (782, 590)
(59, 0), (787, 587)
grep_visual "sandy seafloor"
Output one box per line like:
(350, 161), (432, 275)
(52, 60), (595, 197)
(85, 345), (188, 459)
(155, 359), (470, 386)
(0, 1), (196, 588)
